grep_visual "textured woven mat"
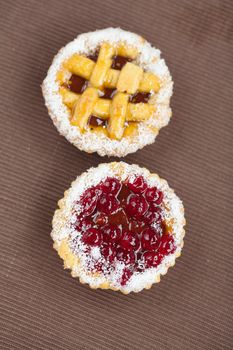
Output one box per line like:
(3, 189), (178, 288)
(0, 1), (233, 349)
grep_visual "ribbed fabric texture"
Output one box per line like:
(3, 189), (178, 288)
(0, 0), (232, 349)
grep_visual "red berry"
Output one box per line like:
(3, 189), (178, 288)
(145, 187), (163, 207)
(100, 177), (121, 194)
(102, 224), (121, 243)
(120, 230), (140, 251)
(101, 244), (116, 263)
(159, 234), (176, 255)
(98, 194), (120, 214)
(80, 188), (98, 216)
(125, 194), (149, 219)
(144, 208), (162, 225)
(141, 228), (160, 251)
(116, 248), (135, 265)
(82, 228), (103, 246)
(145, 187), (157, 202)
(127, 176), (147, 194)
(155, 190), (163, 205)
(94, 212), (108, 226)
(144, 251), (163, 268)
(120, 268), (133, 286)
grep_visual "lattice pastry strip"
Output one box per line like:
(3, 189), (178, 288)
(65, 55), (95, 79)
(71, 87), (98, 131)
(104, 69), (120, 89)
(108, 92), (129, 140)
(117, 62), (143, 94)
(90, 43), (115, 88)
(115, 43), (138, 58)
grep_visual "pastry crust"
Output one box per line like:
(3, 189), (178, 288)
(51, 162), (185, 294)
(42, 28), (173, 157)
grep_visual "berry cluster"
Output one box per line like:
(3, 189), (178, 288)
(73, 176), (176, 286)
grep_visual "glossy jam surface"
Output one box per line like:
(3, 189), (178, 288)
(72, 177), (176, 286)
(129, 92), (151, 103)
(100, 88), (117, 100)
(89, 116), (106, 127)
(67, 74), (88, 94)
(111, 55), (132, 70)
(87, 51), (99, 62)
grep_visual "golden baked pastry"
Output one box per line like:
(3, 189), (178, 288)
(42, 28), (173, 156)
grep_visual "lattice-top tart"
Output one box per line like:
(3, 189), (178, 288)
(52, 162), (185, 293)
(42, 28), (173, 157)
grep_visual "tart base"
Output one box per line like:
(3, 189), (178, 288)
(51, 162), (185, 294)
(42, 28), (173, 157)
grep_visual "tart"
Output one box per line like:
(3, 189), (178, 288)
(51, 162), (185, 294)
(42, 28), (173, 157)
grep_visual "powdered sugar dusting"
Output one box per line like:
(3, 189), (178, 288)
(42, 28), (173, 157)
(51, 162), (185, 293)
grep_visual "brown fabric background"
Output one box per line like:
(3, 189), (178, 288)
(0, 0), (233, 349)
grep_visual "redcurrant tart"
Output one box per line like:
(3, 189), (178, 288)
(51, 162), (185, 294)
